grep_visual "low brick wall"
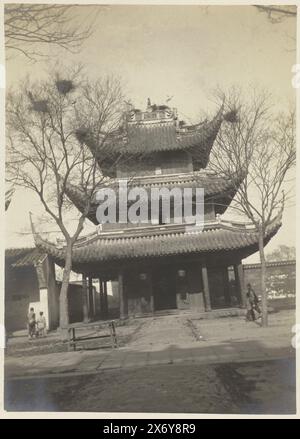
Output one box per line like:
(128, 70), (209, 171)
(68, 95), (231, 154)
(242, 260), (296, 303)
(5, 265), (40, 332)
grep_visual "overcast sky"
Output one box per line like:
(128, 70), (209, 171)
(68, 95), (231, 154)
(5, 5), (297, 262)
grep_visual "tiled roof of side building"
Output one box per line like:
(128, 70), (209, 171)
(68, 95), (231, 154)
(5, 247), (46, 267)
(5, 247), (34, 260)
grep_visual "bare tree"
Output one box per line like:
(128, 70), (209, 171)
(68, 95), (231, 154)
(5, 4), (97, 61)
(6, 67), (125, 328)
(209, 87), (296, 326)
(255, 5), (297, 49)
(255, 5), (296, 23)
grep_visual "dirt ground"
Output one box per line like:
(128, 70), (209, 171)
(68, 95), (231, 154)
(6, 310), (295, 358)
(5, 358), (296, 414)
(6, 318), (144, 357)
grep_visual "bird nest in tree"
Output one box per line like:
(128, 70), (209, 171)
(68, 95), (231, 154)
(28, 91), (49, 113)
(223, 109), (238, 123)
(56, 79), (75, 95)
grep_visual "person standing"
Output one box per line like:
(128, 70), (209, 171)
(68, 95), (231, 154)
(245, 291), (255, 321)
(27, 307), (36, 339)
(36, 311), (47, 337)
(245, 283), (261, 321)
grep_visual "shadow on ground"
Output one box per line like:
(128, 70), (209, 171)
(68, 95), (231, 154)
(4, 341), (296, 415)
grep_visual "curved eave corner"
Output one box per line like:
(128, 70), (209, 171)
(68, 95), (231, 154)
(32, 213), (282, 269)
(63, 171), (246, 225)
(75, 104), (236, 177)
(64, 181), (98, 225)
(178, 105), (224, 170)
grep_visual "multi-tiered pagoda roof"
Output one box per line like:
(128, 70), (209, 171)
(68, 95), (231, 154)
(33, 100), (280, 274)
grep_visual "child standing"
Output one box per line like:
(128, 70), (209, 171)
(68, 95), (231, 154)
(36, 311), (47, 337)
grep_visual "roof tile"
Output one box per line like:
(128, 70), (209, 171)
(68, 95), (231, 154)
(34, 219), (281, 268)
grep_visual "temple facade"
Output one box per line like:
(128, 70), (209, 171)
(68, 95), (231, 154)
(34, 101), (281, 321)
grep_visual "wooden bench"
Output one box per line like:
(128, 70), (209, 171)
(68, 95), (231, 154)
(66, 321), (118, 351)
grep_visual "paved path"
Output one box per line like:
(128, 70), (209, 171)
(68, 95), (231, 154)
(5, 310), (295, 380)
(127, 314), (198, 349)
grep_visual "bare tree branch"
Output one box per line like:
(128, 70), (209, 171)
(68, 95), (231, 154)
(208, 86), (296, 326)
(6, 68), (125, 327)
(5, 4), (98, 61)
(255, 5), (296, 23)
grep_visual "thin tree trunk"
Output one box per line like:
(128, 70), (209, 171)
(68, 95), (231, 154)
(258, 224), (268, 327)
(59, 241), (73, 329)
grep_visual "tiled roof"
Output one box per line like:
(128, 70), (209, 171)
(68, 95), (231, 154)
(33, 216), (281, 269)
(78, 106), (225, 177)
(5, 247), (32, 260)
(243, 260), (296, 269)
(125, 122), (178, 153)
(5, 247), (46, 267)
(65, 172), (243, 225)
(119, 107), (223, 156)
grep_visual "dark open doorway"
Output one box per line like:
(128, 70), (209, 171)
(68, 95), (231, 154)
(153, 266), (177, 310)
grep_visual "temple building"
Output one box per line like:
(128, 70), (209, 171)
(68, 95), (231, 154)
(33, 101), (281, 321)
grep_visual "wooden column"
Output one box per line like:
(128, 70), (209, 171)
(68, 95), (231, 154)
(82, 274), (89, 323)
(223, 267), (231, 306)
(235, 262), (246, 307)
(88, 276), (94, 318)
(94, 288), (98, 315)
(149, 272), (154, 314)
(103, 280), (109, 318)
(202, 264), (211, 312)
(119, 271), (128, 320)
(99, 278), (104, 317)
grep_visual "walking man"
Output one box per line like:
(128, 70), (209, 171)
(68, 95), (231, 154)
(245, 283), (261, 321)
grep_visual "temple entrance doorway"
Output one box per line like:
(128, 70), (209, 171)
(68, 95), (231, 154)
(153, 266), (177, 311)
(208, 266), (241, 309)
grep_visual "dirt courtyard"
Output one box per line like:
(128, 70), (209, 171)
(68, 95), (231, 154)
(6, 309), (295, 357)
